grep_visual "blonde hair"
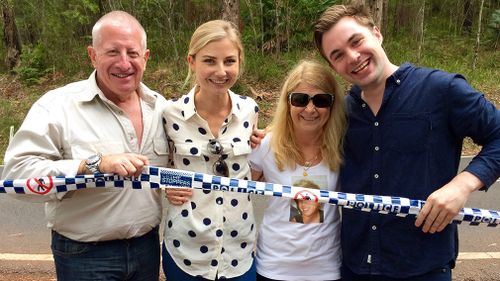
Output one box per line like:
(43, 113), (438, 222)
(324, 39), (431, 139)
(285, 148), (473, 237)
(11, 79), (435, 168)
(314, 4), (374, 62)
(270, 60), (346, 172)
(184, 20), (244, 88)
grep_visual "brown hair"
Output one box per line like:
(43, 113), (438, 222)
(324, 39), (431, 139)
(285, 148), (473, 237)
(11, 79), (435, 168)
(314, 4), (374, 61)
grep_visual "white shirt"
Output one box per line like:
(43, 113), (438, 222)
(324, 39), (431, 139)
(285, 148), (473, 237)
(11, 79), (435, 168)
(2, 71), (169, 242)
(249, 134), (342, 281)
(162, 87), (258, 280)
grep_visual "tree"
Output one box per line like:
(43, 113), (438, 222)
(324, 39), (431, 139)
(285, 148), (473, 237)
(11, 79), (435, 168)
(1, 0), (21, 70)
(221, 0), (240, 29)
(416, 0), (425, 62)
(367, 0), (384, 29)
(473, 0), (485, 69)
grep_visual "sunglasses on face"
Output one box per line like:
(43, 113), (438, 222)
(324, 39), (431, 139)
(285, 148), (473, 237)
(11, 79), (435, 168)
(207, 139), (229, 177)
(288, 92), (334, 108)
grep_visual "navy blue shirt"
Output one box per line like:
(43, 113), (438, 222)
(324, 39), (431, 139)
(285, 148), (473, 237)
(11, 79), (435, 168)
(340, 63), (500, 278)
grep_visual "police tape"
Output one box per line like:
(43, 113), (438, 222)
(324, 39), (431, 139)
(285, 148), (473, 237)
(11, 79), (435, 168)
(0, 166), (498, 227)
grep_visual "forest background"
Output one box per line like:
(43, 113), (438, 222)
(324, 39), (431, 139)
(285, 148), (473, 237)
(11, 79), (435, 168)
(0, 0), (499, 163)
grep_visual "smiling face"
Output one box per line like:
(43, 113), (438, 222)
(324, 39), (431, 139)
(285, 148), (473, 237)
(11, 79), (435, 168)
(188, 38), (240, 96)
(88, 20), (149, 102)
(289, 83), (331, 135)
(298, 200), (320, 218)
(321, 16), (390, 91)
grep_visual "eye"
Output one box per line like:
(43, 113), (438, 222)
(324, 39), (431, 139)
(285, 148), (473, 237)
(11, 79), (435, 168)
(333, 52), (343, 61)
(203, 58), (215, 64)
(128, 51), (140, 58)
(224, 58), (237, 65)
(106, 50), (119, 56)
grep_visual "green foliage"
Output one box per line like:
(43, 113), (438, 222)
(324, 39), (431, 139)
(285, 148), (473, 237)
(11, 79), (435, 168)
(13, 44), (49, 85)
(487, 9), (500, 47)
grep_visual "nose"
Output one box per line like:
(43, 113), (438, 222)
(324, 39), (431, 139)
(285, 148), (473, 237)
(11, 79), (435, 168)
(116, 51), (132, 69)
(215, 62), (227, 76)
(346, 48), (360, 62)
(305, 99), (316, 111)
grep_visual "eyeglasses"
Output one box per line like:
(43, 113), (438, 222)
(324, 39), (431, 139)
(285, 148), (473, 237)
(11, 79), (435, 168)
(288, 92), (334, 108)
(207, 139), (229, 177)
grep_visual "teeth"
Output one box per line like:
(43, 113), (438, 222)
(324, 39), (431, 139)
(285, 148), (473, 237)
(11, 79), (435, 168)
(113, 73), (130, 78)
(211, 79), (227, 84)
(352, 60), (369, 73)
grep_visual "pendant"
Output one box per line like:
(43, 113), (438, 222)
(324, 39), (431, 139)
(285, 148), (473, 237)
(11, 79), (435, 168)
(303, 170), (308, 177)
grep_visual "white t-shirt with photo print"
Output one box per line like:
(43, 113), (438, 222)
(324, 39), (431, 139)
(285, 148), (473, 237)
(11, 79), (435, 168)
(249, 134), (342, 281)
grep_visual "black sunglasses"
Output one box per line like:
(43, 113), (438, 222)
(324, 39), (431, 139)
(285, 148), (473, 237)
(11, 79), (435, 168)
(207, 139), (229, 177)
(288, 92), (334, 108)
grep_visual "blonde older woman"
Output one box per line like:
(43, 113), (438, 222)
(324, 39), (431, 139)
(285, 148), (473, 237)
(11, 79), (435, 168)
(249, 60), (346, 281)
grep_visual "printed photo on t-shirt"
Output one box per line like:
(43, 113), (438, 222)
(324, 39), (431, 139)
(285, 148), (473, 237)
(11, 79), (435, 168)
(289, 175), (326, 224)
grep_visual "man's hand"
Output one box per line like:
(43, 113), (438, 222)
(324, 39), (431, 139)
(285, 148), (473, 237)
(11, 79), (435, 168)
(166, 188), (193, 205)
(250, 128), (267, 148)
(415, 172), (483, 233)
(99, 153), (149, 177)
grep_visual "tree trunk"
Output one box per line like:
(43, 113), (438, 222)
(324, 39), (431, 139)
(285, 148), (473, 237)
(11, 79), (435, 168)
(416, 0), (425, 62)
(1, 0), (22, 70)
(221, 0), (241, 30)
(463, 0), (473, 33)
(382, 0), (389, 35)
(367, 0), (384, 29)
(472, 0), (485, 69)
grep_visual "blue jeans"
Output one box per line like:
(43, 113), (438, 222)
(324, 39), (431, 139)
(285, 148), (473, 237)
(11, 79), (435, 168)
(162, 243), (256, 280)
(51, 226), (160, 281)
(341, 264), (451, 281)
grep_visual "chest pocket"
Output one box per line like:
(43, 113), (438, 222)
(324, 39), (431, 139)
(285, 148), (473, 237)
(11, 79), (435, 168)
(173, 143), (205, 172)
(387, 112), (431, 153)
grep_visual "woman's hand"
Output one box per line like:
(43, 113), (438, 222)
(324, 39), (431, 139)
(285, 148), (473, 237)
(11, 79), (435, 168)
(165, 188), (193, 205)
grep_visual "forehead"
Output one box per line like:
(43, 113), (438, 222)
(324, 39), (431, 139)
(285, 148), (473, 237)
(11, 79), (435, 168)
(197, 38), (239, 56)
(292, 83), (322, 94)
(96, 23), (143, 49)
(321, 17), (372, 51)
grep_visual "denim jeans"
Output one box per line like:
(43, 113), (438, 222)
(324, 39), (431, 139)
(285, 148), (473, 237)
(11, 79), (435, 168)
(51, 226), (160, 281)
(162, 243), (256, 281)
(341, 264), (451, 281)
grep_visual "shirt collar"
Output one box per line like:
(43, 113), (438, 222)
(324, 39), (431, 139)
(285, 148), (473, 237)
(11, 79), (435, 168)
(76, 70), (157, 105)
(180, 86), (246, 121)
(349, 63), (414, 98)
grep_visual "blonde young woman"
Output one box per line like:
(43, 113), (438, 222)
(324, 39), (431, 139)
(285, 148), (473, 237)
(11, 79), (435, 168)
(249, 60), (346, 281)
(161, 20), (259, 281)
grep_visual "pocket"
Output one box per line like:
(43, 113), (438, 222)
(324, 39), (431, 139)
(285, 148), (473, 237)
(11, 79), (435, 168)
(173, 143), (205, 172)
(51, 231), (90, 256)
(153, 137), (169, 156)
(387, 112), (431, 153)
(70, 141), (125, 158)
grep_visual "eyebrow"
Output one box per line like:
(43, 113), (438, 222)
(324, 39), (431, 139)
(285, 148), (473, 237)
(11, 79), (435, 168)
(328, 32), (362, 59)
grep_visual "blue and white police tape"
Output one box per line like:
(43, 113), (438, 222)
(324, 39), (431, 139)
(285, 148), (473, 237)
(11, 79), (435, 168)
(1, 166), (498, 227)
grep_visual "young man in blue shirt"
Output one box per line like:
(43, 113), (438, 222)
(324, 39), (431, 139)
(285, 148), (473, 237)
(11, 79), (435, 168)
(314, 4), (500, 281)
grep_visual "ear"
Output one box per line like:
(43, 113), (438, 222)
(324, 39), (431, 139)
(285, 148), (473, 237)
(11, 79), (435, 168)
(187, 54), (195, 70)
(87, 46), (97, 68)
(143, 49), (150, 70)
(372, 26), (383, 44)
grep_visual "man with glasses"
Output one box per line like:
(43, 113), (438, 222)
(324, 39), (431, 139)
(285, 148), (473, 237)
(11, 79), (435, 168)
(312, 3), (500, 281)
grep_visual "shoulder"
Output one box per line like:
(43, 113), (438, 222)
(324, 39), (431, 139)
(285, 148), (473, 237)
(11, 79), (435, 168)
(35, 79), (88, 109)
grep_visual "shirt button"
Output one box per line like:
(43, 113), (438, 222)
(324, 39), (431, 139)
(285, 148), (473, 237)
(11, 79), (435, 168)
(372, 225), (377, 230)
(362, 103), (367, 108)
(396, 79), (401, 84)
(374, 174), (379, 179)
(374, 122), (379, 127)
(374, 146), (380, 151)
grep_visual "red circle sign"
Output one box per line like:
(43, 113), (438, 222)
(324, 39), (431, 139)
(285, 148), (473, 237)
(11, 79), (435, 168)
(26, 177), (54, 195)
(293, 189), (319, 202)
